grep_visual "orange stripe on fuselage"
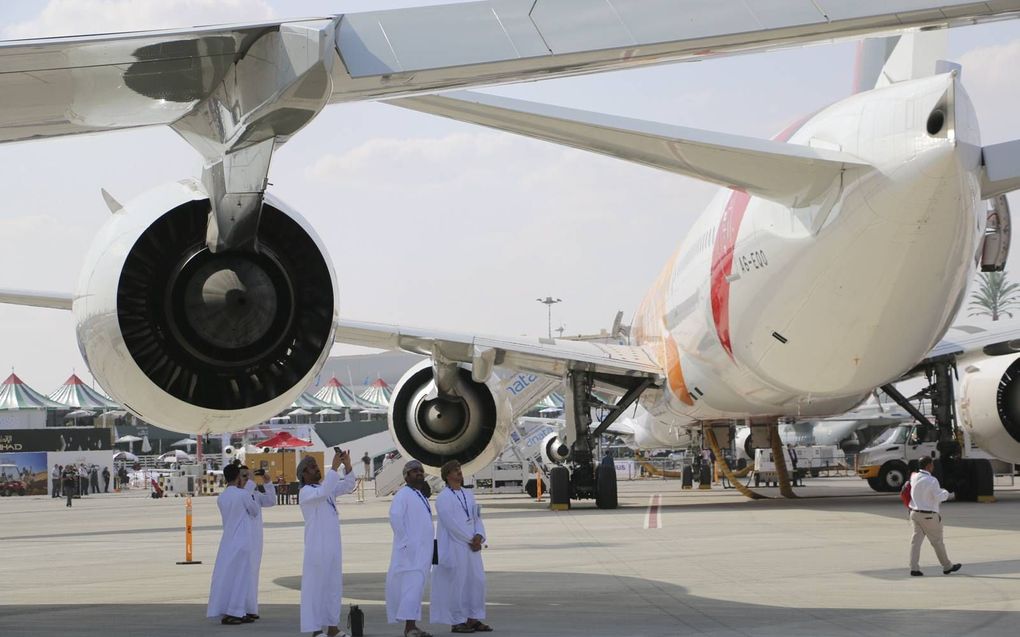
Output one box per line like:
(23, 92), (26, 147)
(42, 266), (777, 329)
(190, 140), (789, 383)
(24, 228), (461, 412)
(632, 248), (693, 406)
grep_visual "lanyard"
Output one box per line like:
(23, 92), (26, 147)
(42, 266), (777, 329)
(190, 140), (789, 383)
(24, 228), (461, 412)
(412, 487), (431, 515)
(312, 483), (336, 512)
(453, 489), (471, 520)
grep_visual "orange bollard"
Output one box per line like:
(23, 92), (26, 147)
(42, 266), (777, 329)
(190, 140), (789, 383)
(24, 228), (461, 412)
(536, 470), (544, 502)
(176, 496), (202, 565)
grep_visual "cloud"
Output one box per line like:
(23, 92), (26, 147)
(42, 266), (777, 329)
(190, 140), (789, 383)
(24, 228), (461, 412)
(2, 0), (275, 39)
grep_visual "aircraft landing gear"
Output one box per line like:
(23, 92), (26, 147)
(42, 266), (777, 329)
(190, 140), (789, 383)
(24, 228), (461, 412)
(551, 370), (653, 510)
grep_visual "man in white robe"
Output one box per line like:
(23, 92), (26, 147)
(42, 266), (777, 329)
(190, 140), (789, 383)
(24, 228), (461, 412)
(431, 460), (491, 633)
(244, 466), (276, 620)
(299, 449), (356, 636)
(386, 460), (436, 637)
(207, 463), (259, 624)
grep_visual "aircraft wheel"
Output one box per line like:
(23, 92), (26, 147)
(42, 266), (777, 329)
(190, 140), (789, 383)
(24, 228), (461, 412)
(524, 478), (546, 498)
(595, 464), (618, 509)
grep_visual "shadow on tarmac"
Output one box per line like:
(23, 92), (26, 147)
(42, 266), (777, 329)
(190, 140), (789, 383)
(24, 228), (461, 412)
(2, 569), (1017, 637)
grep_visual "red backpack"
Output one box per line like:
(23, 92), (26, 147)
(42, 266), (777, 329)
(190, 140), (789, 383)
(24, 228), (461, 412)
(899, 478), (912, 507)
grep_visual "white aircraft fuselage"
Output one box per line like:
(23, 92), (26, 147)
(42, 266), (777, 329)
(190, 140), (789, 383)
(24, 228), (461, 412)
(629, 73), (982, 447)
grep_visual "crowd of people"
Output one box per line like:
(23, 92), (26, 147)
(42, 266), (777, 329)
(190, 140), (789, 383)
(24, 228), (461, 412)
(205, 450), (491, 637)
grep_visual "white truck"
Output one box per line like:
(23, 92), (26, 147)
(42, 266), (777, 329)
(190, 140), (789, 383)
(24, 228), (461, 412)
(856, 423), (1004, 492)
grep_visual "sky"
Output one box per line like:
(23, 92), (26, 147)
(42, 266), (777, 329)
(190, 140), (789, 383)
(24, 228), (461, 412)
(1, 0), (1020, 394)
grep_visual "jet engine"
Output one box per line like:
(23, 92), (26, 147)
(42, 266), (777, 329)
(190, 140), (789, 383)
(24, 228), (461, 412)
(540, 433), (571, 465)
(74, 180), (337, 433)
(389, 359), (511, 476)
(959, 353), (1020, 463)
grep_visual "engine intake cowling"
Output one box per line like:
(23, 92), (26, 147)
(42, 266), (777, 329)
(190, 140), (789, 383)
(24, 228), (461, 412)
(960, 353), (1020, 463)
(540, 432), (571, 465)
(74, 180), (337, 434)
(389, 359), (511, 476)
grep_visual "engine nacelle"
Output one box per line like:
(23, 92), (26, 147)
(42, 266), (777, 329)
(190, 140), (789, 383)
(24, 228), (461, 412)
(74, 180), (337, 434)
(959, 353), (1020, 463)
(389, 359), (511, 476)
(540, 433), (571, 465)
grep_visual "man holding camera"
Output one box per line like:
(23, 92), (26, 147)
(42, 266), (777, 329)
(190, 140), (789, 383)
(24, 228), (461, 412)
(298, 449), (357, 636)
(244, 466), (276, 620)
(208, 463), (260, 625)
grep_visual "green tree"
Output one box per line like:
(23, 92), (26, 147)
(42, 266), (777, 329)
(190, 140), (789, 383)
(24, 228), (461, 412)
(968, 271), (1020, 321)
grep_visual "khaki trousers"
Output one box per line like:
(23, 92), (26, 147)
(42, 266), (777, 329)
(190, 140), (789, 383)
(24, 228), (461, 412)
(910, 510), (952, 570)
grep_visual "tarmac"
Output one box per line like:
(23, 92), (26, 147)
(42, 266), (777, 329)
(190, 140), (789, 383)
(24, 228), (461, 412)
(2, 475), (1020, 637)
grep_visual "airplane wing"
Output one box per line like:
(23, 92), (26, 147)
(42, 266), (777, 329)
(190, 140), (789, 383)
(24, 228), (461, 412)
(390, 91), (870, 207)
(0, 289), (72, 310)
(336, 319), (661, 382)
(4, 0), (1020, 144)
(912, 322), (1020, 370)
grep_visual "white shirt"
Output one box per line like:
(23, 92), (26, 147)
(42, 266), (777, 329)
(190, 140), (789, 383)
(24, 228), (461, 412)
(909, 470), (950, 513)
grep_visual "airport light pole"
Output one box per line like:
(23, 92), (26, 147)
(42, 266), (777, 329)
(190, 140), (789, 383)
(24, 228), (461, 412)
(536, 296), (562, 338)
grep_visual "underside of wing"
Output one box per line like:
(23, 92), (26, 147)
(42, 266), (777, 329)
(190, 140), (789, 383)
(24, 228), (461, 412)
(911, 322), (1020, 374)
(336, 319), (662, 381)
(3, 0), (1020, 144)
(0, 289), (73, 310)
(391, 91), (870, 207)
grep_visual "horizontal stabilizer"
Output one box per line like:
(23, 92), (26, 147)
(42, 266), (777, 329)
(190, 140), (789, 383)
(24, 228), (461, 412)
(0, 289), (73, 310)
(981, 140), (1020, 198)
(392, 91), (870, 207)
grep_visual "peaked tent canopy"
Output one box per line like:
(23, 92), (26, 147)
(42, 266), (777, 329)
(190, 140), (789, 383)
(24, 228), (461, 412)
(0, 373), (68, 410)
(48, 374), (119, 410)
(359, 378), (392, 408)
(314, 377), (369, 409)
(291, 392), (334, 411)
(254, 431), (312, 449)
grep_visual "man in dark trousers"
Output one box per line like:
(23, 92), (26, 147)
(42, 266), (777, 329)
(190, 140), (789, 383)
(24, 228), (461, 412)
(62, 465), (77, 507)
(90, 465), (100, 494)
(102, 466), (111, 492)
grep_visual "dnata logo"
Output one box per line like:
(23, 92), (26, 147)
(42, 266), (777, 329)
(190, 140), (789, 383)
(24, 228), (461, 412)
(506, 373), (539, 396)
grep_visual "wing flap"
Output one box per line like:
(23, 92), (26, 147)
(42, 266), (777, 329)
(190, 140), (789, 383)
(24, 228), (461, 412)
(391, 91), (869, 207)
(336, 319), (662, 380)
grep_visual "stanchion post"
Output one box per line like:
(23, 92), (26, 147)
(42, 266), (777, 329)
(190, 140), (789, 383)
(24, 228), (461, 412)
(536, 470), (543, 502)
(176, 496), (202, 565)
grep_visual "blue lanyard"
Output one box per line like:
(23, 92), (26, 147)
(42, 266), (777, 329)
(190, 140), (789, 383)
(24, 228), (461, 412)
(412, 487), (431, 515)
(453, 489), (471, 520)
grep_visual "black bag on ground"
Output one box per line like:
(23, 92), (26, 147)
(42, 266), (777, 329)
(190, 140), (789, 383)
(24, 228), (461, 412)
(348, 604), (364, 637)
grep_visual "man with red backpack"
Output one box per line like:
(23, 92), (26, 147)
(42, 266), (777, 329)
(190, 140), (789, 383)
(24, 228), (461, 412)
(907, 456), (961, 577)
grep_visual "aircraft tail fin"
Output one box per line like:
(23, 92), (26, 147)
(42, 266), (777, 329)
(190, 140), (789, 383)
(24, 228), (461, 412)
(391, 91), (870, 208)
(854, 29), (949, 92)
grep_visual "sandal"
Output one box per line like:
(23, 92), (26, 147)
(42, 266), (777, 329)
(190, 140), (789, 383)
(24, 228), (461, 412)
(245, 614), (259, 621)
(406, 629), (434, 637)
(452, 625), (476, 633)
(220, 616), (244, 625)
(468, 621), (493, 632)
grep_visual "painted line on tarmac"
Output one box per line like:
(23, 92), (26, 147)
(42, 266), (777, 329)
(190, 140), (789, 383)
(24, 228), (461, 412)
(644, 493), (662, 529)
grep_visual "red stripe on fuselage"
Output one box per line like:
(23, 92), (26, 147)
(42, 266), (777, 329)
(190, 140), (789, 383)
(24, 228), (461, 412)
(710, 190), (751, 360)
(708, 116), (810, 361)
